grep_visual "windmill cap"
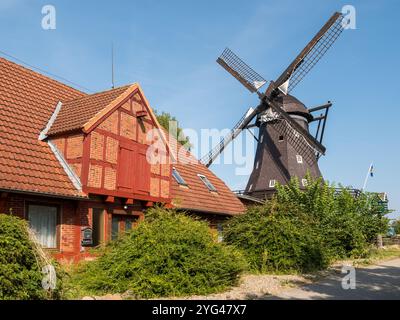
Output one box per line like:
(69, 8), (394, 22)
(275, 94), (313, 122)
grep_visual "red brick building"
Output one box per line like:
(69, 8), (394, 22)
(0, 58), (244, 262)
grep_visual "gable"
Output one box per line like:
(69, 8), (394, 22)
(84, 88), (171, 202)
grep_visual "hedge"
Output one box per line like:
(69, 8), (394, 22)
(68, 208), (246, 298)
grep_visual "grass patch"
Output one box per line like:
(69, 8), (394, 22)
(353, 245), (400, 267)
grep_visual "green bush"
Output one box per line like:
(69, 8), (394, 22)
(224, 201), (329, 273)
(68, 208), (245, 298)
(224, 176), (389, 273)
(392, 220), (400, 235)
(0, 214), (52, 300)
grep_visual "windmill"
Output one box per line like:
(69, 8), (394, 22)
(200, 12), (347, 199)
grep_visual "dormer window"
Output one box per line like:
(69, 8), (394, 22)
(269, 179), (276, 188)
(198, 174), (217, 192)
(172, 167), (187, 186)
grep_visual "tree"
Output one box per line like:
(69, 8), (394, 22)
(392, 220), (400, 235)
(154, 111), (191, 149)
(224, 176), (390, 273)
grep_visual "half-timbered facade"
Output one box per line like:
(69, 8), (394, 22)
(0, 57), (244, 262)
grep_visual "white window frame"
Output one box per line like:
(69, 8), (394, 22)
(302, 179), (308, 187)
(172, 167), (187, 186)
(296, 155), (303, 164)
(269, 179), (276, 188)
(198, 174), (217, 192)
(27, 204), (59, 249)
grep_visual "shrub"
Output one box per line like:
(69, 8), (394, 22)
(0, 214), (60, 300)
(68, 208), (245, 298)
(224, 201), (330, 273)
(224, 176), (389, 273)
(392, 220), (400, 235)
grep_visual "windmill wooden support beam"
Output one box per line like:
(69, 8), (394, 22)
(308, 102), (332, 113)
(309, 102), (332, 145)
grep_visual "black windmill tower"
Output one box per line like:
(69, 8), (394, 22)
(201, 12), (347, 199)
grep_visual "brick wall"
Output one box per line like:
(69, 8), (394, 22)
(0, 194), (25, 218)
(105, 136), (118, 164)
(90, 131), (104, 161)
(0, 193), (92, 261)
(88, 164), (103, 188)
(120, 112), (136, 140)
(104, 167), (117, 190)
(49, 134), (84, 181)
(66, 135), (83, 159)
(51, 136), (66, 156)
(98, 110), (118, 134)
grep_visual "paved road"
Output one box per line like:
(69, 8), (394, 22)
(268, 258), (400, 300)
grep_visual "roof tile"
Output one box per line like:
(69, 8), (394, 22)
(47, 85), (131, 136)
(0, 58), (86, 197)
(163, 129), (245, 216)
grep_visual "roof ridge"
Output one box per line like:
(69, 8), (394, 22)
(62, 84), (132, 104)
(47, 84), (136, 136)
(0, 57), (86, 96)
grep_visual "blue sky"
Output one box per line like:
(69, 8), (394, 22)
(0, 0), (399, 218)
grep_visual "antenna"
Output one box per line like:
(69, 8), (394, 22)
(111, 43), (115, 89)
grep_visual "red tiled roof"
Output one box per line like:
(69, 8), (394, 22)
(0, 58), (86, 197)
(164, 129), (245, 216)
(47, 85), (131, 136)
(0, 57), (245, 215)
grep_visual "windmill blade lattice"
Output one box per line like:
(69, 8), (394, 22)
(217, 48), (267, 93)
(285, 14), (345, 94)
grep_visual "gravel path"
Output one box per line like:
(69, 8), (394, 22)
(266, 258), (400, 300)
(179, 274), (311, 300)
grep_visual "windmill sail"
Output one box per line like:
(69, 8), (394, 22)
(217, 48), (267, 93)
(267, 12), (345, 96)
(201, 107), (258, 167)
